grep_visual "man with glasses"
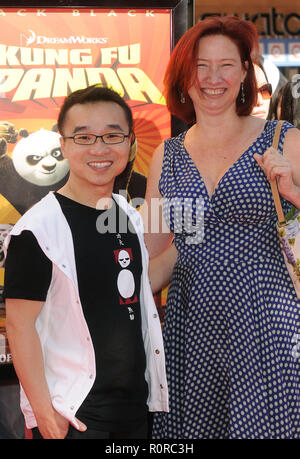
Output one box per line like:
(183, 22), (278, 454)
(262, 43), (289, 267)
(3, 85), (174, 439)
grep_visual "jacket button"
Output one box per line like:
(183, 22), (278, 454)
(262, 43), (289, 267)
(155, 349), (160, 355)
(153, 314), (157, 318)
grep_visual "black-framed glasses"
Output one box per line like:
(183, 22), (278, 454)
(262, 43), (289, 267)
(258, 83), (272, 100)
(63, 133), (131, 145)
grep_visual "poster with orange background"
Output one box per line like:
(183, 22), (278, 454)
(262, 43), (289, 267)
(0, 8), (171, 176)
(0, 7), (172, 365)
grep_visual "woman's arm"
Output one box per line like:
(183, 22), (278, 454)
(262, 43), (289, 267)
(140, 142), (174, 258)
(148, 243), (177, 294)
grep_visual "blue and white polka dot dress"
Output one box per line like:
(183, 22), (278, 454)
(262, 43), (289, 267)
(152, 120), (300, 439)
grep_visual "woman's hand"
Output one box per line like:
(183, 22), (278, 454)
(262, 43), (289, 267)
(254, 147), (298, 201)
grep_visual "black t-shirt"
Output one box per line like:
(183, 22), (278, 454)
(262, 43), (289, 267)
(4, 193), (148, 432)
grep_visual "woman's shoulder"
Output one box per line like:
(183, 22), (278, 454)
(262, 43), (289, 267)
(281, 120), (300, 155)
(247, 117), (293, 142)
(264, 118), (295, 132)
(264, 119), (299, 145)
(148, 130), (188, 177)
(164, 130), (187, 148)
(150, 132), (183, 162)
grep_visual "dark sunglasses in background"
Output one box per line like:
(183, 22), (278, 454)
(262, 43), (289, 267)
(258, 83), (272, 100)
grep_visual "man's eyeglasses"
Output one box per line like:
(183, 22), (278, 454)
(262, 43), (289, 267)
(258, 83), (272, 100)
(63, 133), (130, 145)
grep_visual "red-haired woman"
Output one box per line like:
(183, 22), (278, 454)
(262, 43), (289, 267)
(143, 16), (300, 439)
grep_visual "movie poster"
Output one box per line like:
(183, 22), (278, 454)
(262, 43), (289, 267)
(0, 7), (172, 365)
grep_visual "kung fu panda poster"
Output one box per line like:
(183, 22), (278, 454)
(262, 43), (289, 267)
(0, 7), (171, 366)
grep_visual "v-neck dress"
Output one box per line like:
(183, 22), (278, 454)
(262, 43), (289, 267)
(152, 120), (300, 439)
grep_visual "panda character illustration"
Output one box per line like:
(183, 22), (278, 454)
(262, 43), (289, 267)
(0, 128), (69, 215)
(116, 248), (138, 320)
(12, 128), (69, 187)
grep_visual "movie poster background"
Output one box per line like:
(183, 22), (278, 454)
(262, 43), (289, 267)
(0, 7), (172, 365)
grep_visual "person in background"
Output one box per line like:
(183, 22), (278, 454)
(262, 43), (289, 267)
(4, 85), (175, 439)
(143, 16), (300, 439)
(263, 57), (288, 107)
(271, 79), (300, 129)
(251, 60), (273, 120)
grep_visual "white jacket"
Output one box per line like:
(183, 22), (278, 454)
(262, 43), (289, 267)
(4, 192), (169, 429)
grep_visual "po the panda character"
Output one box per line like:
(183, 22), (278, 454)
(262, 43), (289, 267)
(0, 128), (69, 215)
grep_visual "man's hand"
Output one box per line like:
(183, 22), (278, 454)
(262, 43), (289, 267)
(36, 409), (87, 439)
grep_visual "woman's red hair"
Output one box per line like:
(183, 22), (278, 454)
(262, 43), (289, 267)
(164, 16), (259, 123)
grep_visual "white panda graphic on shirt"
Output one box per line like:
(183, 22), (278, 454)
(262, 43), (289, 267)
(114, 248), (138, 320)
